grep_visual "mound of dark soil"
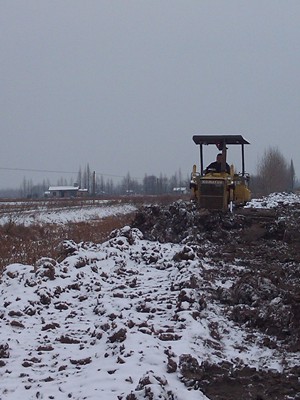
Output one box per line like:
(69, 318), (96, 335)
(132, 200), (300, 400)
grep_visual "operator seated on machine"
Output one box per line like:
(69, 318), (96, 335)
(205, 153), (230, 174)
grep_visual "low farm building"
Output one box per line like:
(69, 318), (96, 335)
(46, 186), (88, 198)
(173, 187), (188, 194)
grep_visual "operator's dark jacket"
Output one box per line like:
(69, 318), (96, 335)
(205, 161), (230, 174)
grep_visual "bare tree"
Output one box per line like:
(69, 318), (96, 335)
(20, 177), (33, 198)
(77, 167), (82, 188)
(86, 163), (91, 192)
(143, 175), (158, 194)
(82, 164), (92, 191)
(121, 172), (132, 194)
(96, 174), (105, 194)
(288, 159), (296, 191)
(257, 147), (290, 195)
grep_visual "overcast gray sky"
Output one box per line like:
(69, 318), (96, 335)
(1, 0), (300, 189)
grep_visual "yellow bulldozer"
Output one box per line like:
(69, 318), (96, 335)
(190, 135), (251, 211)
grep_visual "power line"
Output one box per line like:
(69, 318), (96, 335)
(0, 166), (77, 174)
(0, 166), (143, 180)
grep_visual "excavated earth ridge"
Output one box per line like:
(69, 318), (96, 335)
(132, 199), (300, 399)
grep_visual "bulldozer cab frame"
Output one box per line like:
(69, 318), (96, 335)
(191, 135), (251, 211)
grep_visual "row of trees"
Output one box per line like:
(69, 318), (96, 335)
(76, 165), (188, 196)
(250, 147), (296, 196)
(77, 169), (188, 196)
(0, 147), (297, 198)
(11, 167), (189, 199)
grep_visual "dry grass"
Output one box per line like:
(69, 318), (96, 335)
(0, 213), (135, 274)
(0, 194), (189, 275)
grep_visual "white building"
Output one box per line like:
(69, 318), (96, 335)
(46, 185), (81, 198)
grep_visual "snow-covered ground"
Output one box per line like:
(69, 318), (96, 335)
(0, 193), (299, 399)
(0, 201), (137, 226)
(245, 191), (300, 208)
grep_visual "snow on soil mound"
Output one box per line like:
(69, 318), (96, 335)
(245, 192), (300, 208)
(1, 193), (300, 399)
(1, 227), (211, 399)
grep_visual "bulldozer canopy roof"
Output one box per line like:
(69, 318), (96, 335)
(193, 135), (250, 145)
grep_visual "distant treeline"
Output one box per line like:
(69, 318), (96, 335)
(0, 167), (189, 199)
(0, 147), (297, 199)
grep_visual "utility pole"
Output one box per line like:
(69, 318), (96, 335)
(92, 171), (96, 202)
